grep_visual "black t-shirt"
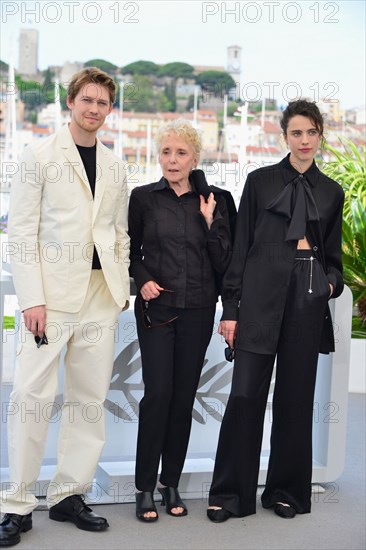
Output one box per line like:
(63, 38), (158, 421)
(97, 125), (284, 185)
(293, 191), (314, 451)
(76, 143), (101, 269)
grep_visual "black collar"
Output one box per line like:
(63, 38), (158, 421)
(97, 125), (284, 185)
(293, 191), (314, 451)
(280, 153), (320, 187)
(150, 175), (201, 195)
(151, 177), (169, 191)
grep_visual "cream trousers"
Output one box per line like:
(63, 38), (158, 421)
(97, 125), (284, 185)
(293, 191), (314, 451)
(1, 270), (121, 515)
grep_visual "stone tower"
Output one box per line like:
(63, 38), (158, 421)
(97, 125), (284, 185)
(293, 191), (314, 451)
(18, 29), (38, 76)
(226, 45), (242, 99)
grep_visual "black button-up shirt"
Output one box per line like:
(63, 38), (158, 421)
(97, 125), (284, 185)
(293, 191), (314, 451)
(128, 176), (232, 309)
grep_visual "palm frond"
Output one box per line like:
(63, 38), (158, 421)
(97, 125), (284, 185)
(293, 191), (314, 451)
(322, 138), (366, 338)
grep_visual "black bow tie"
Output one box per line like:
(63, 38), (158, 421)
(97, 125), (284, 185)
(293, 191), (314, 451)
(266, 174), (319, 241)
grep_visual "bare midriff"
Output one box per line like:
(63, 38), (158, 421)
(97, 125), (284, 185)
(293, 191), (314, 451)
(297, 236), (312, 249)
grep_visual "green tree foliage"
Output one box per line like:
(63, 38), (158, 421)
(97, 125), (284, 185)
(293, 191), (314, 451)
(84, 59), (118, 73)
(123, 75), (171, 112)
(14, 72), (68, 115)
(164, 80), (176, 112)
(322, 139), (366, 337)
(121, 60), (159, 75)
(42, 67), (56, 104)
(250, 99), (277, 113)
(58, 83), (68, 110)
(15, 74), (45, 110)
(196, 71), (236, 96)
(28, 111), (37, 124)
(158, 62), (195, 79)
(227, 101), (240, 117)
(186, 94), (200, 112)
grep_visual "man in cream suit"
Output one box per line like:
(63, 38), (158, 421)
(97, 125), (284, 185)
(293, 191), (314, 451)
(0, 68), (130, 547)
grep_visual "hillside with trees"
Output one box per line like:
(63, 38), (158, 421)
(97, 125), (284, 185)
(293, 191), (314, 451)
(0, 57), (240, 120)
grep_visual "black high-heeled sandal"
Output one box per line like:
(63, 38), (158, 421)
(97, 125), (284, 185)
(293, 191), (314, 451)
(135, 492), (159, 522)
(157, 487), (188, 517)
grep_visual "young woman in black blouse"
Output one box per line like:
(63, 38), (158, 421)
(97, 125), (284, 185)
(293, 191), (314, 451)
(128, 119), (232, 522)
(207, 99), (344, 522)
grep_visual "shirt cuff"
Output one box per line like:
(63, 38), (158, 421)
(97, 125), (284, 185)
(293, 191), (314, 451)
(326, 272), (337, 290)
(221, 300), (239, 321)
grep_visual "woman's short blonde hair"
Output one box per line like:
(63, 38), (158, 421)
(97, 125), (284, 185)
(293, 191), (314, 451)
(154, 119), (202, 158)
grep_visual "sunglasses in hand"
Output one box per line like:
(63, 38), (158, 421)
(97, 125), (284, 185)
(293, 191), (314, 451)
(140, 289), (178, 329)
(35, 334), (48, 348)
(224, 343), (235, 362)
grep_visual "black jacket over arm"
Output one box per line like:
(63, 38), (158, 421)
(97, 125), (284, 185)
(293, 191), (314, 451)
(128, 170), (233, 309)
(222, 154), (344, 355)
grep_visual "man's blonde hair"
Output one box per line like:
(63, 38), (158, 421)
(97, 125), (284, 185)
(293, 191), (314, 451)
(67, 67), (116, 104)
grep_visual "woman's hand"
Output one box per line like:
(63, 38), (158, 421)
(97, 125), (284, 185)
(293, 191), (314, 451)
(218, 320), (237, 349)
(200, 193), (216, 229)
(140, 281), (164, 301)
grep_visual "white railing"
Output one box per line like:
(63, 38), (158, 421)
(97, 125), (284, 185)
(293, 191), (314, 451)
(1, 270), (353, 503)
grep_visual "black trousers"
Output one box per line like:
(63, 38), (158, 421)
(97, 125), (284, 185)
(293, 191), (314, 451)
(209, 251), (330, 516)
(134, 298), (216, 491)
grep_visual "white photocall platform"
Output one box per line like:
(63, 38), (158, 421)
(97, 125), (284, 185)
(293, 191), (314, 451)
(0, 280), (353, 505)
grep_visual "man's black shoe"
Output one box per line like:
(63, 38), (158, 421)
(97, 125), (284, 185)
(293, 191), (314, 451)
(49, 495), (109, 531)
(0, 513), (32, 547)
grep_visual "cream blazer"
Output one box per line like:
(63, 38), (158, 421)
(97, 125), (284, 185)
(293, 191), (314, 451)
(8, 124), (130, 313)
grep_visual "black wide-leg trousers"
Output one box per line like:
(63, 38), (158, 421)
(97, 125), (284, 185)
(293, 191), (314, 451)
(134, 298), (216, 492)
(209, 252), (330, 517)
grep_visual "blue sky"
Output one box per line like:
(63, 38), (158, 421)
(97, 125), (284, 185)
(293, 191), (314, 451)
(1, 0), (365, 109)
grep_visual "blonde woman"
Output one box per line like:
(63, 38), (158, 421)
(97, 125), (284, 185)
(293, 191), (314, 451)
(128, 119), (233, 522)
